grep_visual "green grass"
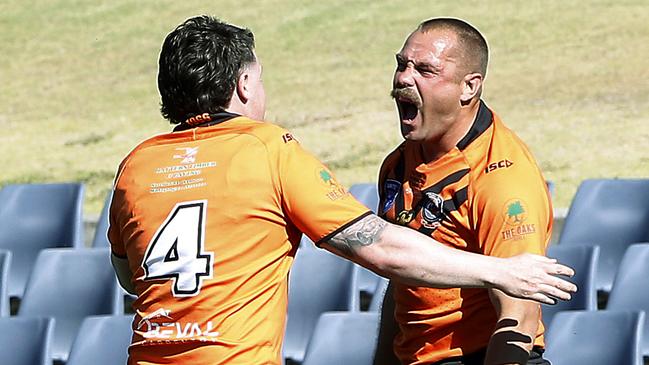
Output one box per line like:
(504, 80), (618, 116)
(2, 0), (648, 214)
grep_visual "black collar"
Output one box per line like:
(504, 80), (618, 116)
(173, 112), (240, 132)
(456, 100), (493, 151)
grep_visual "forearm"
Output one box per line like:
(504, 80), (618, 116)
(322, 214), (576, 304)
(329, 218), (503, 289)
(484, 290), (541, 365)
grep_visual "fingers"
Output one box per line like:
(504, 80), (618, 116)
(528, 293), (556, 306)
(550, 262), (575, 277)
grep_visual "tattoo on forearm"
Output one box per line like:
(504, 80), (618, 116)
(327, 215), (388, 257)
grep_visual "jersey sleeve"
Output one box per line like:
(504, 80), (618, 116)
(273, 133), (371, 245)
(471, 160), (552, 258)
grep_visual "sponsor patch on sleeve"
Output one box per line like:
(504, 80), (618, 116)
(500, 198), (537, 241)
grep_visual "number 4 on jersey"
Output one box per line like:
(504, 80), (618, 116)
(142, 200), (213, 297)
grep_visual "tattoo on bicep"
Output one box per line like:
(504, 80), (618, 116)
(327, 215), (388, 257)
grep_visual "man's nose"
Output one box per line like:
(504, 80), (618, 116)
(394, 67), (415, 88)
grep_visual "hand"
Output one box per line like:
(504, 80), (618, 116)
(494, 253), (576, 305)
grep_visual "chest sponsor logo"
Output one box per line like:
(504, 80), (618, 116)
(485, 159), (513, 174)
(420, 192), (446, 229)
(501, 199), (536, 241)
(319, 168), (347, 200)
(382, 179), (401, 214)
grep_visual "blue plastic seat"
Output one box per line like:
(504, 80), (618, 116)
(349, 183), (380, 213)
(606, 243), (649, 357)
(0, 316), (55, 365)
(542, 245), (599, 328)
(301, 311), (379, 365)
(0, 182), (85, 298)
(558, 179), (649, 293)
(66, 314), (133, 365)
(17, 248), (122, 363)
(283, 248), (357, 363)
(368, 276), (389, 312)
(544, 310), (644, 365)
(91, 191), (112, 248)
(0, 250), (11, 316)
(352, 264), (384, 311)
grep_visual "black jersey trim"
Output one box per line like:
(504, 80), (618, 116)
(456, 100), (493, 151)
(443, 186), (469, 213)
(315, 210), (374, 247)
(111, 250), (127, 259)
(173, 112), (241, 132)
(421, 168), (470, 195)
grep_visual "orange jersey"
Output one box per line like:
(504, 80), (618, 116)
(108, 113), (370, 365)
(378, 101), (552, 364)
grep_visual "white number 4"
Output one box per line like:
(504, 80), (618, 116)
(143, 200), (213, 297)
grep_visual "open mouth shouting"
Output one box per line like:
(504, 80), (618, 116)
(391, 87), (422, 136)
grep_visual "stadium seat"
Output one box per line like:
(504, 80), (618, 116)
(0, 250), (10, 317)
(544, 310), (644, 365)
(0, 316), (54, 365)
(557, 178), (649, 293)
(17, 248), (122, 363)
(301, 311), (379, 365)
(66, 314), (133, 365)
(368, 276), (389, 312)
(283, 248), (358, 364)
(605, 243), (649, 357)
(0, 182), (85, 298)
(91, 190), (112, 247)
(349, 183), (380, 213)
(541, 245), (599, 328)
(352, 264), (384, 311)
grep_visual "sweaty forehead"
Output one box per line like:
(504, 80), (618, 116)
(399, 29), (459, 63)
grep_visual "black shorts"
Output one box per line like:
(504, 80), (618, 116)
(432, 346), (550, 365)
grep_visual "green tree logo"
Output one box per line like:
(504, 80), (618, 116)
(320, 169), (333, 184)
(507, 201), (525, 224)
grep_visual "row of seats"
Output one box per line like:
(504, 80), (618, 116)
(1, 179), (648, 364)
(0, 314), (132, 365)
(296, 308), (647, 365)
(0, 248), (122, 363)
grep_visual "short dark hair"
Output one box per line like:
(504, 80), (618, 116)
(158, 15), (256, 124)
(418, 18), (488, 78)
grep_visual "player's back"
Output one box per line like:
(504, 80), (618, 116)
(109, 116), (299, 364)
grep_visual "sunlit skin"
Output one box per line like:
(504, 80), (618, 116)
(227, 51), (267, 121)
(392, 28), (483, 163)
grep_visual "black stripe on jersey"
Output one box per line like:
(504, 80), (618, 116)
(443, 186), (469, 213)
(315, 210), (373, 247)
(411, 168), (470, 213)
(417, 186), (469, 236)
(421, 168), (470, 195)
(456, 100), (493, 151)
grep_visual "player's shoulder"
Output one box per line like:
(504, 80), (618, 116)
(231, 117), (298, 148)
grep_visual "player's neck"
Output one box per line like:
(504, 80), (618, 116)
(420, 102), (480, 163)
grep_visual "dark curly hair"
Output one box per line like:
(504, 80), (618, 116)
(158, 15), (256, 124)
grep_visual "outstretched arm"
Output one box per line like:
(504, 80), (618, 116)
(321, 214), (575, 304)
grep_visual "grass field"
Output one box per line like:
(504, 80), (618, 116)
(2, 0), (648, 214)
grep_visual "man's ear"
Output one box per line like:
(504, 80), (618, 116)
(236, 70), (251, 104)
(460, 73), (483, 103)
